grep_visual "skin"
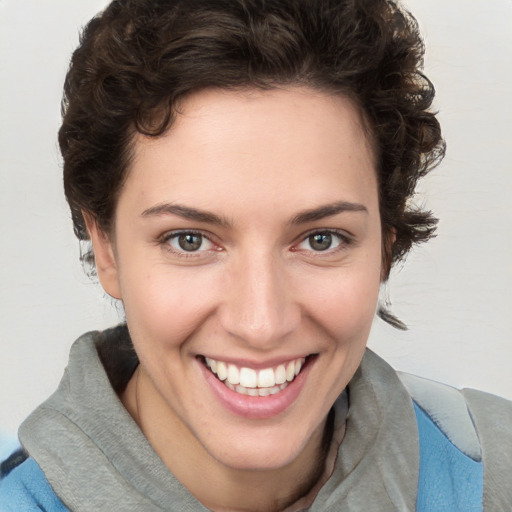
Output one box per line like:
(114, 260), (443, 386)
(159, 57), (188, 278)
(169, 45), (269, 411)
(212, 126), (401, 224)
(86, 87), (385, 511)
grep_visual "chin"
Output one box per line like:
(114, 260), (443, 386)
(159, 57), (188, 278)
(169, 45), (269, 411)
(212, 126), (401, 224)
(202, 421), (324, 472)
(212, 445), (301, 472)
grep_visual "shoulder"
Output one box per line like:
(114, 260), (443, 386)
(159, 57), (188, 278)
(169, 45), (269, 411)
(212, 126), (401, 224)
(462, 386), (512, 444)
(399, 371), (512, 511)
(0, 450), (69, 511)
(463, 388), (512, 510)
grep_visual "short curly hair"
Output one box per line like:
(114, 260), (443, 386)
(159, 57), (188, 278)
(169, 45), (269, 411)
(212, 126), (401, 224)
(60, 0), (445, 328)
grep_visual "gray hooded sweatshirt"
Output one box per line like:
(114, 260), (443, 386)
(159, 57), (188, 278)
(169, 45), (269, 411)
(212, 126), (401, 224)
(14, 327), (512, 511)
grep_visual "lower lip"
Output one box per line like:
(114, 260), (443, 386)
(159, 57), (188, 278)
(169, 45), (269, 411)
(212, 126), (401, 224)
(199, 358), (314, 420)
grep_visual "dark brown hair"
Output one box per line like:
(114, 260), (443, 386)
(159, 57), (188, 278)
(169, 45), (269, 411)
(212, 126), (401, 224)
(60, 0), (445, 328)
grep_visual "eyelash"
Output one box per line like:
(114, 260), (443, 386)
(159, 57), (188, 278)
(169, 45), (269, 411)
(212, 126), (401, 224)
(160, 230), (219, 258)
(159, 228), (354, 258)
(292, 229), (354, 255)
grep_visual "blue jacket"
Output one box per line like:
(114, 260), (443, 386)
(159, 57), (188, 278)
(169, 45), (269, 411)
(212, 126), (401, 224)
(1, 333), (511, 511)
(0, 400), (490, 511)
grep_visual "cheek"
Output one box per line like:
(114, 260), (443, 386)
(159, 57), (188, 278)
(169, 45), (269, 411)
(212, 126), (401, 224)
(119, 265), (221, 349)
(300, 263), (381, 339)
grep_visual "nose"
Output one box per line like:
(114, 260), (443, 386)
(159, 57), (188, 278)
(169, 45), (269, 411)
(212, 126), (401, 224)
(219, 250), (301, 350)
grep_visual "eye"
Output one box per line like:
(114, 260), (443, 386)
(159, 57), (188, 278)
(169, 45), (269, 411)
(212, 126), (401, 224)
(307, 232), (334, 251)
(164, 231), (216, 253)
(294, 230), (350, 253)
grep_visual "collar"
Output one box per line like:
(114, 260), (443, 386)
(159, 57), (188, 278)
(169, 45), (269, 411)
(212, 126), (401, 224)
(20, 329), (419, 511)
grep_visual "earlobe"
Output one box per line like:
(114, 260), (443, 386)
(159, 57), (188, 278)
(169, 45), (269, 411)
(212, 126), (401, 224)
(83, 212), (122, 300)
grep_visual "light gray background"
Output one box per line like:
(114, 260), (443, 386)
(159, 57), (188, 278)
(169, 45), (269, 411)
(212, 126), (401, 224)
(1, 0), (511, 434)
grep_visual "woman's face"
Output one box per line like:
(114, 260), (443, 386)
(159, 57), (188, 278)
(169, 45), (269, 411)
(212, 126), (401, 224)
(93, 87), (383, 471)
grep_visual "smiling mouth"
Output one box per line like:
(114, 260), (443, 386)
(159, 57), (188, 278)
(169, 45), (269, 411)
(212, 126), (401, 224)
(201, 356), (312, 397)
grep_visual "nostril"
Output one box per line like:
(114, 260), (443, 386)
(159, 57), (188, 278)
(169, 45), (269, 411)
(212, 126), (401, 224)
(219, 306), (302, 348)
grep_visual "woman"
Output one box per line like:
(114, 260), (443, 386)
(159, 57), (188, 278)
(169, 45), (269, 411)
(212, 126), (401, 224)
(1, 0), (511, 510)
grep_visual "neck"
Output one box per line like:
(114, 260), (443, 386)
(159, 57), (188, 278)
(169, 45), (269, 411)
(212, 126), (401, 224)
(121, 365), (335, 512)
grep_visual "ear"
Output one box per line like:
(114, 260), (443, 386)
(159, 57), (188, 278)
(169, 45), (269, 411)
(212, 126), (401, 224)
(380, 227), (396, 282)
(83, 211), (122, 300)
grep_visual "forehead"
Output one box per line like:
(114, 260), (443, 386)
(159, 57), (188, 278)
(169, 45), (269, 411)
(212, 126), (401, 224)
(124, 87), (378, 217)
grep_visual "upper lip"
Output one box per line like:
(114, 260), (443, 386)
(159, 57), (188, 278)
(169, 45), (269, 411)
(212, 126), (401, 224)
(198, 354), (314, 370)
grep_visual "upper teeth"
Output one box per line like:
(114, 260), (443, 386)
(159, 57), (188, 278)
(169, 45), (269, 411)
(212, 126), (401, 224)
(205, 357), (306, 389)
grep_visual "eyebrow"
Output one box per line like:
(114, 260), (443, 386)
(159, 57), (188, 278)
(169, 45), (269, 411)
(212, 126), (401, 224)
(141, 203), (230, 226)
(290, 201), (368, 224)
(140, 200), (367, 226)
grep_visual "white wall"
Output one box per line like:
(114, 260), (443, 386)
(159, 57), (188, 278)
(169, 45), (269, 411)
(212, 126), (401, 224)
(0, 0), (511, 434)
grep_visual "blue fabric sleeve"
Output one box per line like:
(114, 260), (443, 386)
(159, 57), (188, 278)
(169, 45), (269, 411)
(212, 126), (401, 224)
(414, 402), (483, 512)
(0, 433), (20, 463)
(0, 457), (69, 511)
